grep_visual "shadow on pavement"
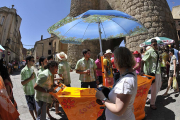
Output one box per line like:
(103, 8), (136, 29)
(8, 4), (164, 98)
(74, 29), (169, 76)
(144, 95), (176, 120)
(50, 107), (68, 120)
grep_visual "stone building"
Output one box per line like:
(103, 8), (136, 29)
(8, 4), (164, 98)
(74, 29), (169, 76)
(33, 35), (68, 63)
(172, 5), (180, 41)
(0, 6), (22, 62)
(51, 35), (68, 61)
(22, 48), (27, 60)
(27, 48), (33, 56)
(66, 0), (178, 67)
(33, 36), (54, 63)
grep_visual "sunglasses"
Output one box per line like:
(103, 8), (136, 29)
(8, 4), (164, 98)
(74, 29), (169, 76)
(31, 60), (35, 62)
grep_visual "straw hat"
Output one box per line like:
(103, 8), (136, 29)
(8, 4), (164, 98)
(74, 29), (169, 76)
(56, 52), (67, 60)
(105, 49), (112, 54)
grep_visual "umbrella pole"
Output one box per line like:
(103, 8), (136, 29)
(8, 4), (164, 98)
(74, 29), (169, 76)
(98, 22), (103, 56)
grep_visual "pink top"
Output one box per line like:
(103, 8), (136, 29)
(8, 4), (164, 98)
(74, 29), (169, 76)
(95, 59), (102, 76)
(134, 57), (141, 74)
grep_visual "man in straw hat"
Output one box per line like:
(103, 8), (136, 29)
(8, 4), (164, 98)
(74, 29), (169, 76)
(76, 49), (97, 88)
(103, 49), (114, 86)
(57, 52), (73, 87)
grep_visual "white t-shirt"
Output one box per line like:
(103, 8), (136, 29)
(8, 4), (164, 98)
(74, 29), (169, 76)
(105, 71), (137, 120)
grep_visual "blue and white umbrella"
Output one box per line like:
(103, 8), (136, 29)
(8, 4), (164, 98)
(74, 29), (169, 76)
(48, 10), (147, 55)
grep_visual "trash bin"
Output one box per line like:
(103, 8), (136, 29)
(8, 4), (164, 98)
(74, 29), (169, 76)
(134, 74), (155, 120)
(50, 84), (104, 120)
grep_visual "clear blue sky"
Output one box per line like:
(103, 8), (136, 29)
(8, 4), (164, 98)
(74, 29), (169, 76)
(0, 0), (180, 49)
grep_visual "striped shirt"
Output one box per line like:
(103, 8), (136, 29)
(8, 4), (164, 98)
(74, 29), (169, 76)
(75, 57), (97, 82)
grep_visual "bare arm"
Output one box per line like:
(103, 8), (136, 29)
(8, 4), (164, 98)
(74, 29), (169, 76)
(21, 73), (35, 86)
(140, 60), (144, 75)
(133, 63), (140, 70)
(104, 94), (132, 116)
(34, 83), (47, 93)
(5, 84), (11, 98)
(76, 70), (88, 74)
(34, 83), (54, 93)
(173, 59), (176, 75)
(58, 74), (63, 77)
(104, 65), (108, 77)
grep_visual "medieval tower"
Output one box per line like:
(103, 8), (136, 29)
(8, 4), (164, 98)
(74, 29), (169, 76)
(67, 0), (178, 68)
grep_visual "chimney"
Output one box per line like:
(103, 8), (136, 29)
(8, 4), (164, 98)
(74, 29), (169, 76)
(41, 35), (43, 40)
(12, 5), (14, 8)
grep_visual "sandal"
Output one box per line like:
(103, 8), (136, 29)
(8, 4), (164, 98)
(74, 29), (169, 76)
(150, 104), (157, 110)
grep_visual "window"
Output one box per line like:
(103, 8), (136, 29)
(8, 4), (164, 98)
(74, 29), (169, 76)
(49, 42), (51, 45)
(0, 16), (5, 25)
(178, 21), (180, 26)
(48, 50), (51, 55)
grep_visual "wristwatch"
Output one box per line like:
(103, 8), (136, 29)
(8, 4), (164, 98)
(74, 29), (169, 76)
(102, 98), (108, 104)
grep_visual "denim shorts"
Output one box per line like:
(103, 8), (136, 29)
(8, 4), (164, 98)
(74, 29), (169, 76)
(25, 95), (36, 111)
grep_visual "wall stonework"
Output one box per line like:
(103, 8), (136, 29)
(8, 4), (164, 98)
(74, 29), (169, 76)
(68, 40), (100, 68)
(68, 0), (178, 66)
(106, 0), (178, 51)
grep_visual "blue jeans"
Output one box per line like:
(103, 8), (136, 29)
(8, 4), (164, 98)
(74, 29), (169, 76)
(35, 100), (47, 120)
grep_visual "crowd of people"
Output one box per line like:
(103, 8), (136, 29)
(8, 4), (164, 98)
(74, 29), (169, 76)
(0, 38), (179, 120)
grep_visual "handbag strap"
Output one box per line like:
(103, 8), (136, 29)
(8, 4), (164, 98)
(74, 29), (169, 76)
(113, 72), (135, 88)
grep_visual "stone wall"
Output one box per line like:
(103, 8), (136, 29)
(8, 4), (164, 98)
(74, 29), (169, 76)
(106, 0), (178, 51)
(68, 40), (100, 68)
(68, 0), (178, 66)
(68, 0), (113, 68)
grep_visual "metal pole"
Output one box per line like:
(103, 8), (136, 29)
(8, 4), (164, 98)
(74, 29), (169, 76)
(97, 17), (103, 56)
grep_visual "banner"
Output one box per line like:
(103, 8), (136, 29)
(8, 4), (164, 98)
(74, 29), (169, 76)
(0, 76), (19, 120)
